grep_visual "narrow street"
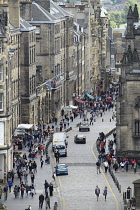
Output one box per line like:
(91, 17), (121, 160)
(2, 109), (124, 210)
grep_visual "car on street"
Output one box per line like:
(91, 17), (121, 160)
(55, 163), (68, 175)
(79, 121), (90, 132)
(74, 134), (86, 144)
(54, 144), (67, 157)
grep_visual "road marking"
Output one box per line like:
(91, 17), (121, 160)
(90, 140), (119, 210)
(54, 195), (66, 210)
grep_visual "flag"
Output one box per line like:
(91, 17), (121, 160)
(46, 81), (51, 91)
(60, 72), (64, 80)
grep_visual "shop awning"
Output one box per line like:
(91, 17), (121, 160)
(86, 93), (94, 99)
(74, 97), (85, 104)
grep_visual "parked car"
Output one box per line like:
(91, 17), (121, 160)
(55, 164), (68, 175)
(74, 134), (86, 144)
(79, 121), (90, 132)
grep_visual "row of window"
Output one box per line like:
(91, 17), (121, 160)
(29, 47), (35, 64)
(30, 32), (36, 43)
(30, 76), (36, 94)
(12, 80), (18, 99)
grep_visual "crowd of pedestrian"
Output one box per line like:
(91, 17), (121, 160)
(1, 92), (118, 207)
(95, 128), (139, 202)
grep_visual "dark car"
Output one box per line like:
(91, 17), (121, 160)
(74, 134), (86, 144)
(79, 121), (90, 132)
(55, 163), (68, 175)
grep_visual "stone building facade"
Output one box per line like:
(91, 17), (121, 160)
(0, 0), (37, 181)
(20, 0), (77, 122)
(0, 0), (14, 182)
(61, 0), (109, 95)
(116, 5), (140, 158)
(20, 18), (37, 125)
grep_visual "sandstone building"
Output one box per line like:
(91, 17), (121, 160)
(0, 0), (110, 181)
(116, 5), (140, 158)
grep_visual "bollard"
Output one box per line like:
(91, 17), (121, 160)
(102, 118), (104, 122)
(110, 118), (111, 122)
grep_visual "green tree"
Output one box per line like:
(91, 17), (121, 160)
(124, 0), (140, 16)
(109, 1), (140, 25)
(110, 21), (116, 28)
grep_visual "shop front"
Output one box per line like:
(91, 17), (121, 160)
(0, 150), (6, 183)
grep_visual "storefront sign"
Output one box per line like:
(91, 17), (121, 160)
(0, 122), (4, 145)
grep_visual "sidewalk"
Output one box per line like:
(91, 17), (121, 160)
(104, 133), (140, 210)
(3, 107), (138, 210)
(1, 138), (61, 210)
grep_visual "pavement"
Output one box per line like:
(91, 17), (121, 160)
(1, 107), (139, 210)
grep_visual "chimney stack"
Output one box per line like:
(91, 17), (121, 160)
(35, 0), (50, 13)
(8, 0), (20, 28)
(20, 0), (32, 21)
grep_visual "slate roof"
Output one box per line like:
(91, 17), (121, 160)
(31, 1), (73, 22)
(20, 17), (36, 31)
(32, 2), (57, 21)
(50, 0), (72, 18)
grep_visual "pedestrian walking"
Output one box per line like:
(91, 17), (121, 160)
(96, 160), (101, 174)
(131, 158), (136, 169)
(32, 161), (37, 173)
(11, 169), (14, 183)
(30, 184), (35, 198)
(30, 172), (35, 184)
(49, 182), (53, 196)
(125, 160), (129, 172)
(19, 170), (23, 184)
(45, 194), (51, 209)
(103, 186), (107, 200)
(25, 184), (30, 197)
(120, 161), (125, 172)
(64, 120), (67, 129)
(134, 162), (137, 174)
(113, 161), (119, 172)
(7, 179), (13, 193)
(55, 151), (60, 163)
(67, 118), (70, 127)
(90, 116), (93, 125)
(23, 170), (28, 184)
(0, 185), (2, 199)
(3, 185), (8, 200)
(41, 159), (44, 168)
(25, 205), (32, 210)
(104, 160), (109, 173)
(52, 172), (56, 181)
(95, 185), (100, 201)
(39, 194), (44, 209)
(21, 185), (25, 198)
(44, 180), (49, 196)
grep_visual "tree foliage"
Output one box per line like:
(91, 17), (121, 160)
(109, 11), (126, 24)
(110, 21), (116, 28)
(108, 0), (140, 27)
